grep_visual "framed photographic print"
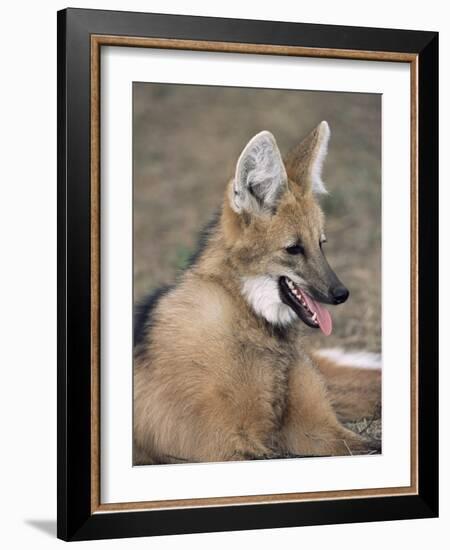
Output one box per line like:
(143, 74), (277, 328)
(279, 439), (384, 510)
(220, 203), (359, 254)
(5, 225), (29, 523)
(57, 8), (438, 541)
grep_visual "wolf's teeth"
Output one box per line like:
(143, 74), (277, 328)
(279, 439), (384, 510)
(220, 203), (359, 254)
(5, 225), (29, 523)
(312, 312), (317, 322)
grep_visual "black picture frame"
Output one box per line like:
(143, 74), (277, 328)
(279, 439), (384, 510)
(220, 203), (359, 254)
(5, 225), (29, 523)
(57, 7), (438, 541)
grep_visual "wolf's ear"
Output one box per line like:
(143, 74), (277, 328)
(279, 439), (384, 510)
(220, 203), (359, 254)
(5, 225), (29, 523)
(284, 121), (330, 195)
(232, 131), (288, 215)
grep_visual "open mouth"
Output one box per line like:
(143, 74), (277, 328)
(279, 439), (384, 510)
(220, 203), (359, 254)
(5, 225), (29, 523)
(279, 276), (333, 335)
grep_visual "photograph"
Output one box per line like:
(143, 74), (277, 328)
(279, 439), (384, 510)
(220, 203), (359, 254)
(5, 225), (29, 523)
(132, 83), (382, 465)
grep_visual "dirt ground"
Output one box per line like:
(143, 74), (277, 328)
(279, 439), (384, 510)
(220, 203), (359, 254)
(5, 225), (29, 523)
(133, 83), (382, 442)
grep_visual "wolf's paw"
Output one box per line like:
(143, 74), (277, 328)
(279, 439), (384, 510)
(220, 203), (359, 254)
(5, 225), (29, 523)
(230, 440), (281, 461)
(344, 432), (381, 456)
(231, 449), (280, 461)
(248, 451), (284, 461)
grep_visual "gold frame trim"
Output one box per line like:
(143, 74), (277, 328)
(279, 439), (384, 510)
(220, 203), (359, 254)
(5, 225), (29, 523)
(90, 35), (419, 514)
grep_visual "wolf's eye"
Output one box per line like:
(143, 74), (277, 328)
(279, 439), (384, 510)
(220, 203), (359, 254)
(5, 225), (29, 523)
(285, 244), (305, 255)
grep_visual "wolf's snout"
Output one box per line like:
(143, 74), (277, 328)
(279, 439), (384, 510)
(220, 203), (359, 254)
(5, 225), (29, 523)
(330, 285), (349, 305)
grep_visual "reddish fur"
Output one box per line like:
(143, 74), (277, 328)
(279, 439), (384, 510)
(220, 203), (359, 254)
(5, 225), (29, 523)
(134, 124), (381, 464)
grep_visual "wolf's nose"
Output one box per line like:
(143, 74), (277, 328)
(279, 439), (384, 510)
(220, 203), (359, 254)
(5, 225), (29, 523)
(331, 285), (349, 304)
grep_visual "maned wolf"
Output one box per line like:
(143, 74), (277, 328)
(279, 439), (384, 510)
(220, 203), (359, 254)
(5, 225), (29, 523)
(134, 121), (381, 465)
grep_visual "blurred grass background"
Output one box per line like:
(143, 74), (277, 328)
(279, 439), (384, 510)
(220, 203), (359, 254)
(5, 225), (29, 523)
(133, 83), (381, 354)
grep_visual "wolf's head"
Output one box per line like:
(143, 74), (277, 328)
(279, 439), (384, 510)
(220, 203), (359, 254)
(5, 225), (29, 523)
(223, 122), (349, 335)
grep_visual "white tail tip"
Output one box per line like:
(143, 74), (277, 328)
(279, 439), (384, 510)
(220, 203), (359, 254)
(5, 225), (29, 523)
(315, 348), (382, 370)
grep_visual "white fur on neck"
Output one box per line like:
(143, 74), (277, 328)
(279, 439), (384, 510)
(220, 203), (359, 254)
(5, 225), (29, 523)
(241, 275), (296, 326)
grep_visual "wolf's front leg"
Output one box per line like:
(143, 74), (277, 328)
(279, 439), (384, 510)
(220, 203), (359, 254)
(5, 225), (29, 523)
(179, 387), (282, 462)
(280, 360), (377, 456)
(134, 378), (280, 464)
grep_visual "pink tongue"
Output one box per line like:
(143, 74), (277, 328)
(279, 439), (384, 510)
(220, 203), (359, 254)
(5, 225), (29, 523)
(301, 292), (333, 336)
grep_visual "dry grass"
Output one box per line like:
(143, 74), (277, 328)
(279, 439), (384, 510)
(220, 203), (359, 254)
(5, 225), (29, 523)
(345, 418), (382, 449)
